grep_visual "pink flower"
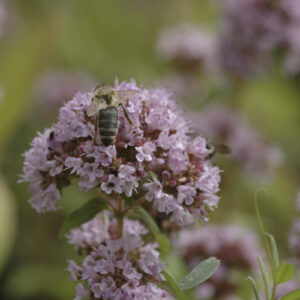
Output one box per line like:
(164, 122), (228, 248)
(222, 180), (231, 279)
(177, 185), (196, 205)
(156, 23), (219, 73)
(192, 104), (283, 177)
(74, 284), (89, 300)
(168, 149), (189, 174)
(21, 80), (221, 225)
(101, 174), (123, 194)
(65, 157), (82, 174)
(196, 165), (221, 194)
(136, 142), (155, 162)
(67, 212), (171, 300)
(144, 180), (163, 202)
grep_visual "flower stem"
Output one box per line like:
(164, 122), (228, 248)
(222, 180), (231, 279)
(96, 189), (118, 213)
(122, 196), (145, 216)
(117, 196), (124, 238)
(271, 285), (276, 300)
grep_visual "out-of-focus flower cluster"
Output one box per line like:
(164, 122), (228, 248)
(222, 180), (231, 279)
(0, 0), (10, 38)
(219, 0), (282, 77)
(156, 23), (219, 73)
(21, 80), (221, 226)
(280, 0), (300, 74)
(289, 192), (300, 259)
(176, 224), (261, 299)
(192, 104), (283, 177)
(289, 219), (300, 260)
(156, 0), (300, 78)
(220, 0), (300, 76)
(67, 211), (171, 300)
(34, 70), (95, 113)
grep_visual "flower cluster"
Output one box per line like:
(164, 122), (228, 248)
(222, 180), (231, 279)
(0, 0), (9, 38)
(155, 2), (300, 78)
(21, 80), (221, 226)
(34, 70), (95, 112)
(67, 211), (171, 300)
(289, 192), (300, 259)
(289, 220), (300, 260)
(192, 104), (283, 177)
(280, 0), (300, 74)
(176, 224), (261, 299)
(156, 23), (219, 73)
(219, 0), (282, 77)
(219, 0), (300, 76)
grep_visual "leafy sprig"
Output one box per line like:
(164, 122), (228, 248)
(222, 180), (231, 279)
(248, 191), (299, 300)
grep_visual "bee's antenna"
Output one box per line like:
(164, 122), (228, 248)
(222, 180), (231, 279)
(114, 74), (119, 88)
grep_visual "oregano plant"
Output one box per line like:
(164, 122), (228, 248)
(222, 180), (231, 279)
(20, 80), (221, 299)
(247, 192), (300, 300)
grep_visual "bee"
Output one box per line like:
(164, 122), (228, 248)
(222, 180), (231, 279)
(86, 83), (139, 146)
(206, 141), (231, 159)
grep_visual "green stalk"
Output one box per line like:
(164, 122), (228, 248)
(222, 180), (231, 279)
(254, 190), (276, 279)
(117, 196), (124, 238)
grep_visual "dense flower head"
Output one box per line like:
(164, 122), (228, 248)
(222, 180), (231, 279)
(219, 0), (282, 77)
(176, 224), (261, 299)
(67, 211), (171, 300)
(21, 79), (221, 226)
(156, 23), (219, 73)
(192, 104), (283, 176)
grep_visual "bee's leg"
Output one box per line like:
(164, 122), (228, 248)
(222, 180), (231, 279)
(120, 104), (137, 128)
(94, 114), (99, 141)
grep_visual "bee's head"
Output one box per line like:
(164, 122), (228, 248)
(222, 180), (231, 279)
(94, 83), (113, 105)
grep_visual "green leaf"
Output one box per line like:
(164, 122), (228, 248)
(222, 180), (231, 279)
(59, 197), (107, 238)
(162, 271), (186, 300)
(164, 251), (188, 282)
(148, 171), (158, 181)
(155, 233), (170, 259)
(133, 206), (159, 231)
(132, 206), (169, 258)
(179, 257), (220, 291)
(246, 276), (261, 300)
(280, 289), (300, 300)
(257, 256), (271, 300)
(0, 175), (16, 273)
(275, 262), (295, 285)
(254, 190), (276, 277)
(265, 233), (280, 270)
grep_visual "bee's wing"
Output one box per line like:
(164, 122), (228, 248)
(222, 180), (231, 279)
(86, 98), (107, 116)
(112, 90), (140, 104)
(215, 143), (231, 154)
(208, 142), (231, 154)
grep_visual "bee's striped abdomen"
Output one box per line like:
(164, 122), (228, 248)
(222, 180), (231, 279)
(98, 106), (118, 146)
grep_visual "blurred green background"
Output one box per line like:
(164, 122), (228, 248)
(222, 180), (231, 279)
(0, 0), (299, 299)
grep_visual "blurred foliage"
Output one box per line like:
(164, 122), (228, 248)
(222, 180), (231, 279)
(0, 0), (300, 299)
(0, 175), (16, 273)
